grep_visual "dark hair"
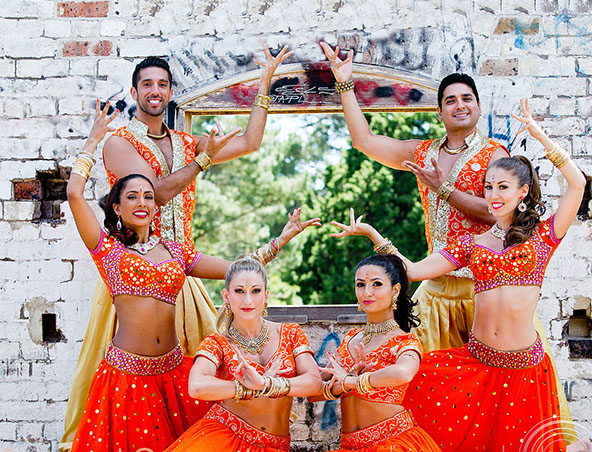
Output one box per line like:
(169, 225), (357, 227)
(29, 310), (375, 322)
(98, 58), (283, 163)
(355, 254), (419, 332)
(437, 73), (480, 108)
(102, 174), (155, 246)
(487, 156), (545, 247)
(225, 256), (268, 290)
(132, 57), (173, 89)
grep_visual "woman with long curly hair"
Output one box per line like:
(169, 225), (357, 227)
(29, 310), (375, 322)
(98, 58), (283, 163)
(315, 251), (440, 452)
(330, 99), (589, 452)
(66, 101), (320, 452)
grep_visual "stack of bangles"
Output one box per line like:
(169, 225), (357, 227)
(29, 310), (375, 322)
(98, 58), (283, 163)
(254, 94), (271, 110)
(545, 142), (570, 168)
(335, 79), (355, 94)
(436, 180), (455, 202)
(233, 376), (290, 401)
(373, 237), (398, 255)
(71, 152), (96, 180)
(252, 238), (280, 266)
(194, 152), (212, 172)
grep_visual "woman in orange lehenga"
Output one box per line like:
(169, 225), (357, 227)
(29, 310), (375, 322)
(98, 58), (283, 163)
(67, 102), (319, 452)
(331, 99), (590, 452)
(166, 257), (322, 452)
(315, 251), (440, 452)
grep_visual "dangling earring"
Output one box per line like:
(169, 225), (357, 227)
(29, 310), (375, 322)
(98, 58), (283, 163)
(116, 216), (122, 230)
(487, 206), (492, 214)
(357, 304), (362, 311)
(150, 219), (155, 234)
(223, 302), (231, 318)
(391, 295), (397, 310)
(518, 197), (527, 212)
(262, 302), (268, 317)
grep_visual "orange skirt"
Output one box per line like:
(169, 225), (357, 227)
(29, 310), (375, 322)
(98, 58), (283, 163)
(331, 410), (440, 452)
(404, 335), (566, 452)
(166, 403), (291, 452)
(71, 343), (212, 452)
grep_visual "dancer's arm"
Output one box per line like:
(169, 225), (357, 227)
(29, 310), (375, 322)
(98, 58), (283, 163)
(511, 99), (586, 239)
(67, 101), (119, 250)
(196, 46), (293, 163)
(188, 357), (236, 400)
(330, 208), (457, 281)
(320, 42), (419, 170)
(103, 126), (242, 206)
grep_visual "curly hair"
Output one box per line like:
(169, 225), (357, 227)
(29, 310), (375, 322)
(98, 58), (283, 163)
(487, 156), (546, 248)
(355, 254), (419, 332)
(102, 173), (155, 247)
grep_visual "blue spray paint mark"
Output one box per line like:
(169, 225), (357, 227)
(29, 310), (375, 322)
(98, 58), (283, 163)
(488, 114), (512, 148)
(316, 332), (341, 359)
(321, 400), (338, 429)
(514, 35), (526, 49)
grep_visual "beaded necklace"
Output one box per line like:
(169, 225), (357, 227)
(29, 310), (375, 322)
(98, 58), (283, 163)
(491, 223), (507, 241)
(362, 319), (400, 345)
(127, 235), (160, 255)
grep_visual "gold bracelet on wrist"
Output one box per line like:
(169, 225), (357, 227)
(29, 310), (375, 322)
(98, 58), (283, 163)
(254, 94), (271, 110)
(436, 180), (455, 202)
(334, 79), (355, 94)
(79, 151), (97, 164)
(545, 142), (570, 169)
(194, 152), (212, 172)
(322, 381), (341, 400)
(341, 373), (353, 393)
(373, 237), (398, 255)
(355, 372), (376, 395)
(251, 238), (280, 266)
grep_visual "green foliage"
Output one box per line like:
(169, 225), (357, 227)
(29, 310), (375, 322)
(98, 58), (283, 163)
(191, 112), (444, 306)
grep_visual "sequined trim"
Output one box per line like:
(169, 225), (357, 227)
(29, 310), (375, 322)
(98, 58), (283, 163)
(205, 404), (291, 451)
(105, 343), (183, 376)
(340, 410), (416, 449)
(467, 332), (545, 369)
(293, 344), (313, 357)
(195, 350), (221, 368)
(126, 118), (187, 243)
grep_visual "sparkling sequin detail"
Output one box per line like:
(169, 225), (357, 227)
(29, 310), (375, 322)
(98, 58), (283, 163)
(467, 332), (544, 369)
(108, 118), (197, 244)
(338, 330), (422, 405)
(105, 342), (184, 375)
(415, 131), (509, 279)
(340, 410), (416, 450)
(204, 404), (291, 451)
(89, 231), (202, 305)
(440, 216), (561, 293)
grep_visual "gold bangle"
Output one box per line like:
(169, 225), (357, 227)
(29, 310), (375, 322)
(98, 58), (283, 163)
(373, 237), (398, 255)
(194, 152), (212, 172)
(341, 374), (353, 393)
(335, 79), (355, 94)
(356, 372), (376, 394)
(322, 381), (340, 400)
(545, 142), (570, 168)
(251, 238), (279, 266)
(254, 94), (271, 110)
(79, 151), (96, 164)
(436, 180), (455, 202)
(71, 168), (90, 180)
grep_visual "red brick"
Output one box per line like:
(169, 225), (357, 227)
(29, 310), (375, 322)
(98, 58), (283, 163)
(92, 40), (112, 56)
(57, 1), (109, 18)
(63, 41), (90, 57)
(13, 180), (42, 201)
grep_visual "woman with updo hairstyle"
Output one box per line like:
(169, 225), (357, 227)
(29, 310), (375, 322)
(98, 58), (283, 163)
(67, 102), (320, 452)
(330, 99), (590, 452)
(165, 256), (322, 452)
(314, 232), (440, 452)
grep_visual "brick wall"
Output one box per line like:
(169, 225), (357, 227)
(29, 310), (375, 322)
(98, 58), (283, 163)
(0, 1), (591, 450)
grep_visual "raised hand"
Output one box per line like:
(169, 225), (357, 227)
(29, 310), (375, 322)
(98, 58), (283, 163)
(201, 122), (243, 160)
(401, 157), (445, 193)
(330, 207), (376, 239)
(511, 98), (550, 145)
(277, 208), (322, 248)
(318, 352), (347, 384)
(320, 42), (354, 83)
(351, 343), (368, 375)
(85, 99), (119, 153)
(233, 348), (266, 391)
(256, 45), (293, 82)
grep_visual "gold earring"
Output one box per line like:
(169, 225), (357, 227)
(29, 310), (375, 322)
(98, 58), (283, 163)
(223, 303), (231, 317)
(262, 302), (268, 317)
(357, 304), (362, 311)
(391, 295), (397, 310)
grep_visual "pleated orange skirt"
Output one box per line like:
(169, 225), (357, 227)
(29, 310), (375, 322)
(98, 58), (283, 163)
(166, 403), (291, 452)
(71, 343), (212, 452)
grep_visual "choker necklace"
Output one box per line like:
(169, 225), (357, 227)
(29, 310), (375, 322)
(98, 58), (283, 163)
(491, 223), (507, 241)
(228, 321), (270, 355)
(443, 142), (468, 155)
(146, 128), (168, 139)
(362, 319), (399, 345)
(128, 235), (160, 254)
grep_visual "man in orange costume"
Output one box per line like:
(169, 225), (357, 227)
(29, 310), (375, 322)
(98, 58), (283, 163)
(321, 43), (570, 421)
(60, 47), (292, 451)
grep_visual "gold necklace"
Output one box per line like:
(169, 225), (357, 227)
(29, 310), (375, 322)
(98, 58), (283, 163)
(146, 128), (168, 139)
(228, 321), (270, 355)
(442, 143), (468, 155)
(362, 319), (399, 345)
(491, 223), (507, 240)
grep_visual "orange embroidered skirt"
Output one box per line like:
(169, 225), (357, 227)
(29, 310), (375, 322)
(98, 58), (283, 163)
(404, 333), (567, 452)
(330, 410), (440, 452)
(71, 343), (212, 452)
(165, 403), (291, 452)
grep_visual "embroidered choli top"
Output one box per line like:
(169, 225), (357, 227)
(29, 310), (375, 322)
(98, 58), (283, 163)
(89, 230), (202, 305)
(195, 323), (314, 382)
(440, 216), (561, 293)
(107, 118), (198, 245)
(337, 330), (423, 405)
(415, 131), (509, 279)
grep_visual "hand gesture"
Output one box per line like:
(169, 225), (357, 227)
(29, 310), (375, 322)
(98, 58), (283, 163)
(401, 157), (445, 192)
(85, 99), (119, 152)
(318, 352), (347, 385)
(330, 208), (376, 239)
(350, 343), (368, 375)
(256, 45), (293, 82)
(263, 356), (291, 378)
(201, 122), (243, 160)
(233, 348), (266, 391)
(320, 42), (354, 83)
(511, 98), (549, 144)
(277, 208), (322, 247)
